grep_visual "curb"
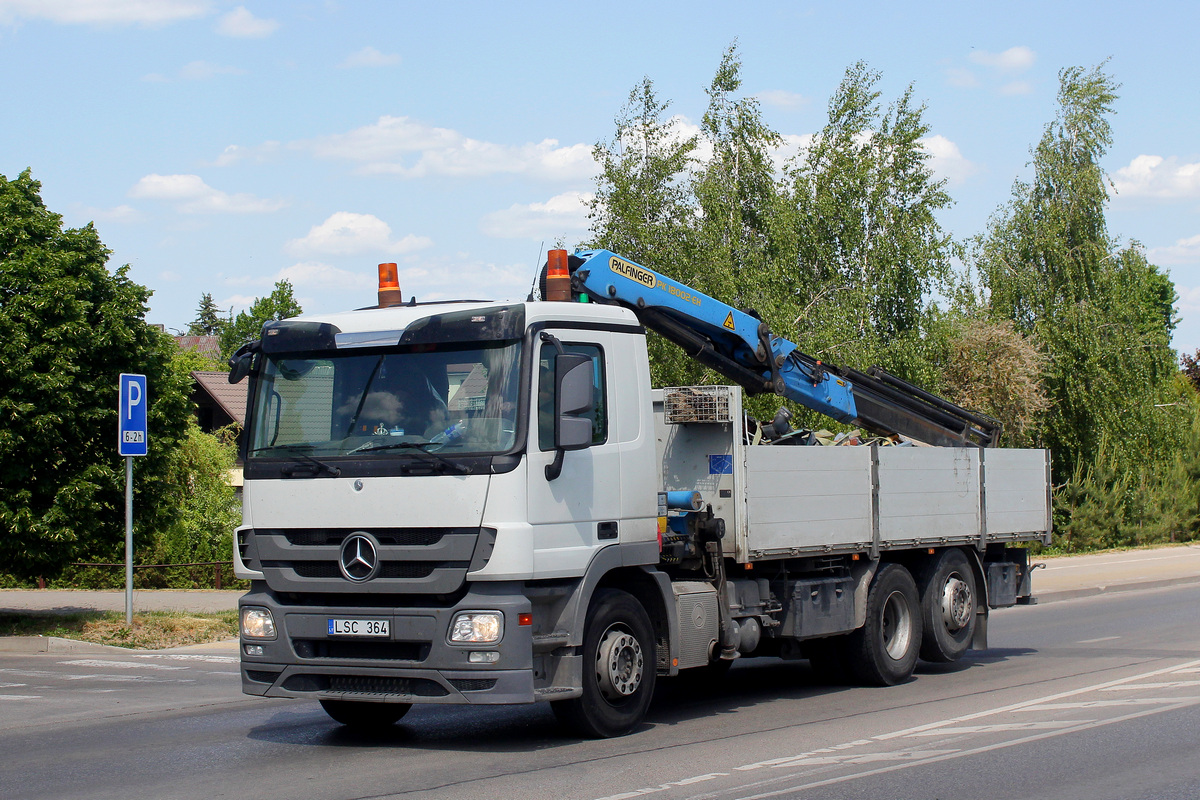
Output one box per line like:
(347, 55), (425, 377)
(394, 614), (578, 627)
(0, 636), (142, 655)
(1030, 574), (1200, 604)
(0, 636), (240, 656)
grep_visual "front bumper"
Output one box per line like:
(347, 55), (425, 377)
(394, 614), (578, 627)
(239, 582), (536, 705)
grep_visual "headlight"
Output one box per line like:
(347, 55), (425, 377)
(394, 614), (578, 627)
(448, 611), (503, 644)
(241, 606), (277, 639)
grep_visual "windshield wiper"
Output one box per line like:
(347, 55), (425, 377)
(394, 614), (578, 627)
(348, 441), (470, 474)
(251, 445), (342, 478)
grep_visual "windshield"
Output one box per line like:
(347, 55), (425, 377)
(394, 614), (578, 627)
(248, 340), (522, 459)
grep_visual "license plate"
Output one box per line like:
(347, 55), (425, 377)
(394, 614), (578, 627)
(327, 618), (390, 637)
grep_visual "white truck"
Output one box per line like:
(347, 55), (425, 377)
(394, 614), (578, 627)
(230, 249), (1051, 737)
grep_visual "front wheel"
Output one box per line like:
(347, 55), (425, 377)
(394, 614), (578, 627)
(846, 564), (922, 686)
(552, 589), (656, 738)
(319, 699), (411, 729)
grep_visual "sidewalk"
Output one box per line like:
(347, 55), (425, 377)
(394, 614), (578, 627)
(0, 588), (243, 614)
(1031, 542), (1200, 601)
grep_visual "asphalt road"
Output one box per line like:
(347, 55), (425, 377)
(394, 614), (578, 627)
(2, 580), (1198, 800)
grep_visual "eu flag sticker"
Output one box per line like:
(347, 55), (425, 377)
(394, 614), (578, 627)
(709, 454), (734, 475)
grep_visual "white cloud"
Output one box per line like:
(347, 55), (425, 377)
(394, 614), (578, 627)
(921, 135), (977, 184)
(1148, 235), (1200, 266)
(129, 174), (285, 213)
(999, 81), (1034, 96)
(286, 211), (432, 257)
(339, 46), (400, 68)
(1113, 155), (1200, 199)
(216, 293), (258, 315)
(968, 46), (1036, 73)
(756, 90), (808, 110)
(773, 132), (814, 169)
(77, 203), (141, 223)
(179, 60), (245, 80)
(301, 116), (597, 181)
(216, 5), (276, 38)
(210, 141), (281, 166)
(395, 256), (530, 304)
(480, 191), (592, 240)
(0, 0), (209, 26)
(276, 261), (375, 291)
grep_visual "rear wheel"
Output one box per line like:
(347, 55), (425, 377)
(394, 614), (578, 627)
(846, 564), (921, 686)
(552, 589), (656, 738)
(319, 699), (411, 729)
(918, 548), (978, 663)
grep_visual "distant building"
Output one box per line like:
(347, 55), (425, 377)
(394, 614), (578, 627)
(176, 335), (221, 360)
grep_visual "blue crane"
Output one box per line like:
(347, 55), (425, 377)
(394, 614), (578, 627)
(564, 249), (999, 448)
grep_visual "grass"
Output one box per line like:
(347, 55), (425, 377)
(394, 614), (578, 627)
(0, 610), (238, 650)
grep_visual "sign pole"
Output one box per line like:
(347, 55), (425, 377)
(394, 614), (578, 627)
(125, 456), (134, 626)
(118, 373), (148, 628)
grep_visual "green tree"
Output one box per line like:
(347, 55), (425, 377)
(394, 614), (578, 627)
(187, 292), (226, 336)
(0, 170), (191, 580)
(218, 280), (303, 362)
(786, 62), (954, 390)
(972, 63), (1178, 477)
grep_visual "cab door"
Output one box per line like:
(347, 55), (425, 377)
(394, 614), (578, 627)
(525, 331), (622, 577)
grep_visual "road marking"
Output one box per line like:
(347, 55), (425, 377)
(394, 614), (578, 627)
(1077, 636), (1120, 644)
(0, 668), (191, 684)
(733, 700), (1200, 800)
(0, 695), (42, 701)
(595, 773), (730, 800)
(875, 657), (1200, 739)
(1101, 680), (1200, 691)
(0, 682), (28, 688)
(904, 720), (1086, 736)
(587, 658), (1200, 800)
(1013, 698), (1189, 710)
(58, 659), (188, 671)
(134, 654), (238, 664)
(763, 749), (958, 768)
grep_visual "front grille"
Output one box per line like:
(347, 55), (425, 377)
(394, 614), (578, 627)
(449, 678), (497, 692)
(281, 673), (448, 697)
(253, 527), (482, 595)
(284, 529), (449, 547)
(288, 562), (454, 580)
(293, 639), (428, 662)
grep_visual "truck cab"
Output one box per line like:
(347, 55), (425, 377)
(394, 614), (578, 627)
(234, 299), (665, 733)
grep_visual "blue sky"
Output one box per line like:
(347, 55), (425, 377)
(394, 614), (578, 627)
(2, 1), (1198, 353)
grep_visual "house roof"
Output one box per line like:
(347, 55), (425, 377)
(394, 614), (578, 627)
(192, 371), (248, 427)
(176, 335), (221, 357)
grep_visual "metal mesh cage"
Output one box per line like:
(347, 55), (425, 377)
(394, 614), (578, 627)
(663, 386), (734, 424)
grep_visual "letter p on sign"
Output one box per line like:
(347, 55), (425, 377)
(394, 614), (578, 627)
(118, 373), (148, 456)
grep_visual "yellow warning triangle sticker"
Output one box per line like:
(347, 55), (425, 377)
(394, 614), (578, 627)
(723, 311), (736, 330)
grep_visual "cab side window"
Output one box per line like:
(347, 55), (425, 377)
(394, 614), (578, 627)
(538, 344), (606, 451)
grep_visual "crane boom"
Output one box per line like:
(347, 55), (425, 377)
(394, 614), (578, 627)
(568, 249), (1000, 447)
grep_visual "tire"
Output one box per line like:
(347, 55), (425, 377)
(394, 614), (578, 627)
(319, 699), (411, 729)
(917, 548), (978, 663)
(846, 564), (922, 686)
(552, 589), (657, 738)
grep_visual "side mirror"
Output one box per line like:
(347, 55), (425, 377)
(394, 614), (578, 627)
(555, 353), (595, 450)
(545, 352), (596, 481)
(228, 342), (258, 384)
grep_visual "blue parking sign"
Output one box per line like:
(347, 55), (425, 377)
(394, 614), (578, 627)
(118, 373), (148, 456)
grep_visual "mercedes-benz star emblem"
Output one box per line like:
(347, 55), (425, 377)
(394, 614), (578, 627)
(338, 533), (380, 582)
